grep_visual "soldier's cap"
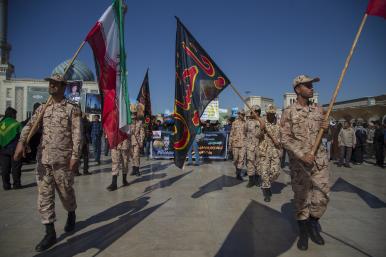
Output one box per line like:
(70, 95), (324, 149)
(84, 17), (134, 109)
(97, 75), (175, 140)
(251, 105), (261, 111)
(238, 109), (245, 115)
(130, 104), (138, 113)
(44, 73), (67, 84)
(266, 104), (276, 114)
(292, 75), (320, 88)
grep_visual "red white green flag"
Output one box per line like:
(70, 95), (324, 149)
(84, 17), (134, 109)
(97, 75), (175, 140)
(366, 0), (386, 18)
(85, 0), (131, 148)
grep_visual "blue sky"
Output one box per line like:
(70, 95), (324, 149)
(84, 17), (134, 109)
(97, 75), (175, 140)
(9, 0), (386, 113)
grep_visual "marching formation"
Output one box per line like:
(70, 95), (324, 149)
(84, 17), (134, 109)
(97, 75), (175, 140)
(1, 0), (384, 255)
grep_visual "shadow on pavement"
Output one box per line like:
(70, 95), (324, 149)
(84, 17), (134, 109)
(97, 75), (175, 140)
(331, 177), (386, 208)
(270, 182), (287, 195)
(214, 200), (297, 257)
(144, 170), (192, 193)
(34, 196), (169, 257)
(141, 161), (174, 175)
(124, 173), (167, 188)
(21, 182), (37, 189)
(191, 175), (244, 198)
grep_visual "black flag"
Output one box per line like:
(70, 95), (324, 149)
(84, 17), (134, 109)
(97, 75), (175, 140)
(173, 17), (230, 168)
(136, 69), (152, 124)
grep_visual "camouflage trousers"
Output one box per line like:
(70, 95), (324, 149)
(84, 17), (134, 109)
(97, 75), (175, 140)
(36, 162), (77, 224)
(232, 147), (245, 169)
(130, 145), (141, 167)
(111, 148), (130, 176)
(290, 161), (330, 220)
(260, 155), (281, 188)
(246, 148), (260, 176)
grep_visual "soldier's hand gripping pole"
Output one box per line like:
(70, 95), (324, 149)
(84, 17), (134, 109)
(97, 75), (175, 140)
(311, 14), (368, 155)
(229, 83), (280, 145)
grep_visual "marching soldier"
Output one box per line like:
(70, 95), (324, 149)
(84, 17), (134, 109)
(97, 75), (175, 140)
(14, 73), (81, 252)
(107, 138), (130, 191)
(259, 105), (281, 202)
(280, 75), (330, 251)
(245, 105), (264, 188)
(130, 104), (145, 176)
(228, 109), (246, 180)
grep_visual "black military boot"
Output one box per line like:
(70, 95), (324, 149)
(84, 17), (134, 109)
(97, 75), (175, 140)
(135, 167), (141, 177)
(236, 168), (243, 180)
(246, 176), (255, 188)
(297, 220), (309, 251)
(130, 167), (137, 176)
(308, 216), (325, 245)
(122, 173), (129, 186)
(64, 211), (76, 232)
(35, 223), (57, 252)
(255, 175), (261, 187)
(263, 188), (271, 202)
(107, 175), (118, 191)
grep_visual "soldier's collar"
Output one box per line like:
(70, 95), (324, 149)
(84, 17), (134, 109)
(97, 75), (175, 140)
(294, 101), (316, 111)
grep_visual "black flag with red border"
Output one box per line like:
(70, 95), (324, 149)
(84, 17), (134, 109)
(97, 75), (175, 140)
(173, 17), (231, 168)
(136, 69), (152, 125)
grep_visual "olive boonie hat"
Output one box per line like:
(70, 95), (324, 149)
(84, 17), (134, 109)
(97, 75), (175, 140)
(266, 104), (277, 114)
(44, 73), (66, 83)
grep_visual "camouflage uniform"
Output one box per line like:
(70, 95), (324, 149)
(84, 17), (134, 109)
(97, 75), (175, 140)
(280, 101), (330, 220)
(130, 119), (145, 167)
(229, 117), (246, 169)
(245, 116), (262, 176)
(111, 139), (130, 176)
(259, 119), (281, 188)
(19, 99), (81, 224)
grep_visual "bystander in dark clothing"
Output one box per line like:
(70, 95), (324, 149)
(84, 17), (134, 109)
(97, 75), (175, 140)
(103, 134), (109, 156)
(90, 115), (103, 164)
(366, 123), (375, 158)
(0, 107), (23, 190)
(331, 123), (342, 161)
(374, 122), (384, 167)
(80, 115), (91, 175)
(353, 123), (367, 164)
(21, 102), (42, 162)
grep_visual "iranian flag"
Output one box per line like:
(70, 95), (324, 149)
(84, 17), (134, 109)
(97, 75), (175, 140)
(85, 0), (131, 148)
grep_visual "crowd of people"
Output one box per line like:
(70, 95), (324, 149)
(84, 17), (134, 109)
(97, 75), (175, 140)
(325, 119), (385, 168)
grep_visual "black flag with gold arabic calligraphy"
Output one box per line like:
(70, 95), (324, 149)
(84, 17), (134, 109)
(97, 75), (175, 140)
(173, 17), (231, 168)
(136, 69), (152, 124)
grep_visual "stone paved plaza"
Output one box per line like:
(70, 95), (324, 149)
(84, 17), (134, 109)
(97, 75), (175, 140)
(0, 157), (385, 257)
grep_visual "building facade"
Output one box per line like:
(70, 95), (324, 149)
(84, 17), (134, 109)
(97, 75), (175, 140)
(322, 95), (386, 124)
(283, 92), (319, 108)
(244, 96), (274, 115)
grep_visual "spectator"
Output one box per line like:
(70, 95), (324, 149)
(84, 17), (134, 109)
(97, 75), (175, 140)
(331, 122), (342, 161)
(338, 121), (356, 167)
(366, 122), (375, 158)
(103, 133), (110, 156)
(0, 107), (23, 190)
(353, 121), (367, 164)
(80, 114), (91, 175)
(223, 119), (231, 133)
(187, 126), (202, 166)
(91, 115), (103, 164)
(374, 121), (384, 167)
(21, 102), (42, 163)
(143, 117), (154, 160)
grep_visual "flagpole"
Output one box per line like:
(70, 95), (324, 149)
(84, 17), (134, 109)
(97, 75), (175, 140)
(311, 14), (368, 155)
(229, 83), (281, 145)
(25, 40), (87, 144)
